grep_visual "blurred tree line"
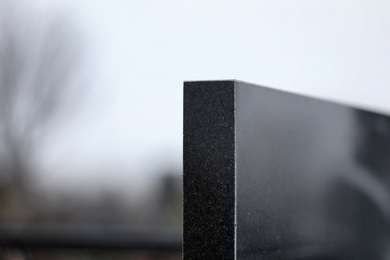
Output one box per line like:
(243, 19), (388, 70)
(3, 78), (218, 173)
(0, 0), (83, 221)
(0, 1), (182, 259)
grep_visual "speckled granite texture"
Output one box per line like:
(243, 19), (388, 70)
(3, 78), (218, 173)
(183, 81), (235, 259)
(184, 80), (390, 259)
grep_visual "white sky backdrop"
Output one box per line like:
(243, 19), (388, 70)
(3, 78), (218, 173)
(27, 0), (390, 196)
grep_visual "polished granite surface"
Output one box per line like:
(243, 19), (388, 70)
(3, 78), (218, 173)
(184, 80), (390, 259)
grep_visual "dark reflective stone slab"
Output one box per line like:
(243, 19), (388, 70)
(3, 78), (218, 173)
(184, 80), (390, 259)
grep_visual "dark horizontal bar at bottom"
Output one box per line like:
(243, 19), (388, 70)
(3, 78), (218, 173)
(0, 225), (182, 251)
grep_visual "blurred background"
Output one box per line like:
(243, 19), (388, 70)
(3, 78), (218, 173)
(0, 0), (390, 259)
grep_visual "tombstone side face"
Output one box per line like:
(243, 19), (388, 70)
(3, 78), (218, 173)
(184, 80), (390, 259)
(183, 81), (236, 259)
(235, 82), (390, 259)
(235, 82), (352, 259)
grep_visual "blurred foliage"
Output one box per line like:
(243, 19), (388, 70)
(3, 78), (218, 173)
(0, 2), (183, 259)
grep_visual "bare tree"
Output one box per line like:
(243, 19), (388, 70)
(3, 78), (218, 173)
(0, 1), (83, 205)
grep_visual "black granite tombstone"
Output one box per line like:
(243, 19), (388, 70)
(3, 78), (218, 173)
(183, 80), (390, 259)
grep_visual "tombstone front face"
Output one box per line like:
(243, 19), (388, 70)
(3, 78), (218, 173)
(183, 80), (390, 259)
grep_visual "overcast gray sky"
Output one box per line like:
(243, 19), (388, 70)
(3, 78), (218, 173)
(26, 0), (390, 196)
